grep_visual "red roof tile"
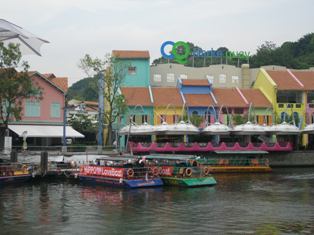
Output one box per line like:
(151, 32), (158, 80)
(121, 87), (152, 106)
(291, 71), (314, 90)
(213, 88), (247, 107)
(181, 79), (210, 86)
(152, 87), (183, 107)
(112, 50), (150, 59)
(184, 94), (215, 107)
(240, 89), (271, 108)
(51, 77), (68, 92)
(266, 70), (304, 90)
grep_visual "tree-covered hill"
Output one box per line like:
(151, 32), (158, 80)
(67, 76), (97, 101)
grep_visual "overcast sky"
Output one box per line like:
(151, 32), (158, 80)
(1, 0), (313, 85)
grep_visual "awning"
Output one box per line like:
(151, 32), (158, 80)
(8, 125), (84, 138)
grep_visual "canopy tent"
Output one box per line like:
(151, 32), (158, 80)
(8, 125), (84, 138)
(0, 19), (49, 56)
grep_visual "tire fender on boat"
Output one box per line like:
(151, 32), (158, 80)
(203, 167), (210, 176)
(185, 168), (193, 177)
(151, 167), (159, 177)
(127, 168), (134, 178)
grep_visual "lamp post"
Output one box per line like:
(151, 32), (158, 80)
(97, 71), (104, 154)
(62, 94), (68, 153)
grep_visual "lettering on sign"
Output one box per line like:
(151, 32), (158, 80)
(160, 166), (174, 177)
(81, 166), (124, 178)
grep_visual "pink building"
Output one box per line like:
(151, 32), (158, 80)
(8, 72), (83, 148)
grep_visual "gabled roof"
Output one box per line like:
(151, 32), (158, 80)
(28, 71), (65, 94)
(120, 87), (152, 106)
(240, 89), (272, 108)
(266, 70), (304, 90)
(152, 87), (183, 107)
(213, 88), (247, 108)
(112, 50), (150, 59)
(50, 77), (68, 92)
(181, 79), (210, 86)
(291, 71), (314, 90)
(184, 94), (215, 107)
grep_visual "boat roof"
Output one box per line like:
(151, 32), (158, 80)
(144, 154), (196, 160)
(214, 151), (269, 155)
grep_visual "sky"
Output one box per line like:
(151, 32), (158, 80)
(1, 0), (313, 85)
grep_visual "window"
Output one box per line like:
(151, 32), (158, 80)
(308, 91), (314, 104)
(160, 115), (166, 123)
(173, 115), (179, 123)
(153, 74), (161, 82)
(192, 111), (198, 115)
(142, 115), (148, 123)
(231, 76), (239, 83)
(219, 74), (226, 84)
(179, 74), (187, 79)
(128, 66), (136, 75)
(206, 75), (214, 84)
(50, 103), (61, 118)
(166, 73), (175, 82)
(277, 91), (302, 103)
(25, 99), (40, 117)
(281, 112), (288, 122)
(234, 108), (243, 114)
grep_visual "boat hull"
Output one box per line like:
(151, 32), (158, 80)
(207, 166), (272, 173)
(79, 175), (163, 188)
(161, 176), (217, 187)
(0, 174), (32, 185)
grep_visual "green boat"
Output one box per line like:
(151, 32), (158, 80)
(144, 154), (217, 187)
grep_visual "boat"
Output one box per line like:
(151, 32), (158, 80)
(0, 163), (32, 185)
(196, 151), (272, 173)
(79, 156), (163, 188)
(143, 154), (217, 187)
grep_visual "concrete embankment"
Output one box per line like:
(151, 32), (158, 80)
(1, 151), (314, 167)
(268, 151), (314, 167)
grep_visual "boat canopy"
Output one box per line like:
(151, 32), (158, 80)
(202, 122), (231, 135)
(144, 154), (196, 161)
(232, 121), (265, 135)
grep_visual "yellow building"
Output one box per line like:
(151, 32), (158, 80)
(151, 87), (185, 125)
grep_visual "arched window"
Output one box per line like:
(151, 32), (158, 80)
(192, 111), (198, 116)
(293, 112), (300, 126)
(280, 112), (288, 122)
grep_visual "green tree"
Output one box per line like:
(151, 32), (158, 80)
(0, 42), (41, 140)
(78, 54), (127, 145)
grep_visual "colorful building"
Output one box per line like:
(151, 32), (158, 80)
(7, 71), (83, 148)
(112, 50), (150, 87)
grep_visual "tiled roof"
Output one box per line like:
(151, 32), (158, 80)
(266, 70), (304, 90)
(121, 87), (152, 106)
(42, 73), (56, 80)
(152, 87), (183, 107)
(50, 77), (68, 92)
(291, 71), (314, 90)
(184, 94), (215, 107)
(213, 88), (247, 107)
(181, 79), (210, 86)
(240, 89), (272, 108)
(112, 50), (150, 59)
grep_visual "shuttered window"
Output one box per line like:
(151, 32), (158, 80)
(25, 99), (40, 117)
(51, 103), (61, 118)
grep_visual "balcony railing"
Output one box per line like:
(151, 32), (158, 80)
(129, 141), (293, 153)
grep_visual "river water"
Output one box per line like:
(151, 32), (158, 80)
(1, 168), (314, 235)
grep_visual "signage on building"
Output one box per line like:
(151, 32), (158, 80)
(160, 40), (250, 64)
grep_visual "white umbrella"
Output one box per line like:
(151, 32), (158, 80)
(202, 122), (231, 135)
(165, 121), (199, 135)
(302, 123), (314, 134)
(232, 121), (265, 135)
(0, 19), (49, 56)
(154, 121), (170, 134)
(272, 122), (300, 135)
(119, 122), (155, 136)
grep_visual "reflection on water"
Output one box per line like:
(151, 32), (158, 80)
(0, 169), (314, 234)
